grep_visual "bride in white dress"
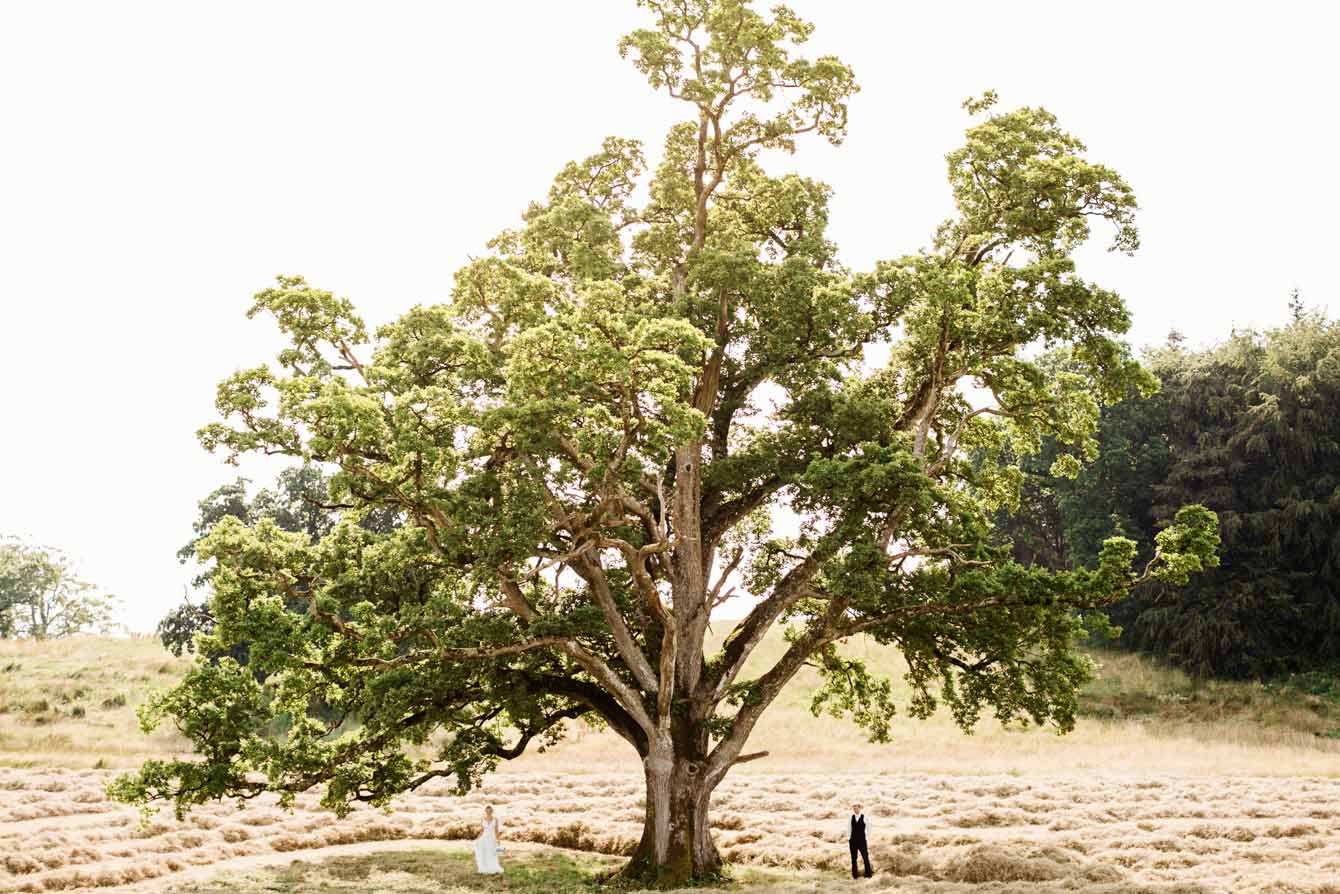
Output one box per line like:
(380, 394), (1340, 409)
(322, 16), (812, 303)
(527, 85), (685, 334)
(474, 805), (503, 875)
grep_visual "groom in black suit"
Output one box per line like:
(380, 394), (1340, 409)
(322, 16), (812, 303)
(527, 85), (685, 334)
(849, 803), (872, 878)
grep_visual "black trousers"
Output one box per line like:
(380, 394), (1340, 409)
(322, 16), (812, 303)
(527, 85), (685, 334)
(850, 838), (872, 878)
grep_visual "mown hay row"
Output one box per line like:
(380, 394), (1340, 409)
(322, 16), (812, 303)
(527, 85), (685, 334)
(2, 770), (1339, 893)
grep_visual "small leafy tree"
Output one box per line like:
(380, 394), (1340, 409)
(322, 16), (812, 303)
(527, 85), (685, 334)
(0, 539), (118, 639)
(111, 1), (1218, 883)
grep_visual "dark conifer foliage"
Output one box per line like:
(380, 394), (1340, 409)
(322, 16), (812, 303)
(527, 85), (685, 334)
(1001, 308), (1340, 678)
(1130, 311), (1340, 677)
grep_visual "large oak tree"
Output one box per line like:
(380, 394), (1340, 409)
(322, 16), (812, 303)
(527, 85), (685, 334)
(112, 0), (1217, 883)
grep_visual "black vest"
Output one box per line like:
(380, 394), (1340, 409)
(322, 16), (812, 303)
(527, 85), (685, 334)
(850, 814), (866, 842)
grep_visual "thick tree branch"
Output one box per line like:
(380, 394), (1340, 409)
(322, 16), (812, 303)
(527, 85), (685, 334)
(518, 672), (649, 753)
(569, 552), (661, 692)
(702, 474), (783, 549)
(301, 635), (575, 672)
(707, 532), (841, 699)
(483, 705), (590, 760)
(704, 596), (848, 785)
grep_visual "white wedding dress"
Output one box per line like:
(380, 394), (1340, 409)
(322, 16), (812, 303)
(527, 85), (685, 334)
(474, 817), (503, 874)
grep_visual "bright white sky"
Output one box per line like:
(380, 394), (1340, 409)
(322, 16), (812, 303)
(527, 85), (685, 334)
(1, 1), (1336, 633)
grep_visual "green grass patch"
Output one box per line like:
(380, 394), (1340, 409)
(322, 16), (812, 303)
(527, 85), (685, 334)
(174, 847), (624, 894)
(1266, 667), (1340, 704)
(168, 846), (825, 894)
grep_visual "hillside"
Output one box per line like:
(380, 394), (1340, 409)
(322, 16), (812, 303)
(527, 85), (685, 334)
(0, 636), (193, 768)
(2, 632), (1338, 776)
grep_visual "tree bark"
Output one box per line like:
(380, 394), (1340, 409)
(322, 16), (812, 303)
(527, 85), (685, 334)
(620, 720), (723, 884)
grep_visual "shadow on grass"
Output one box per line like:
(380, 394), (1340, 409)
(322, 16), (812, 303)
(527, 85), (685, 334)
(181, 847), (625, 894)
(177, 846), (791, 894)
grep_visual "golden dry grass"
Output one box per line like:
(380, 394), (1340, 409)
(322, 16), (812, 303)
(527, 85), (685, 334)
(0, 636), (192, 769)
(4, 633), (1340, 892)
(3, 767), (1340, 893)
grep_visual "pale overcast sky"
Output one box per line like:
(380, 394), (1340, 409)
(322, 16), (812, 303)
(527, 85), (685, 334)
(1, 1), (1336, 633)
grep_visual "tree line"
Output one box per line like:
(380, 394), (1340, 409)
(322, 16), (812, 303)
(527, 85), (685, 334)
(996, 297), (1339, 678)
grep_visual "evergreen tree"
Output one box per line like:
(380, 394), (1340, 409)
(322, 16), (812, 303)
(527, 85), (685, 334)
(1002, 305), (1340, 678)
(1124, 310), (1340, 677)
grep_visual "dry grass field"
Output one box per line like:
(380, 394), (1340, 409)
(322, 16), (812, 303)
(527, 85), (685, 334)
(3, 633), (1340, 893)
(4, 767), (1340, 893)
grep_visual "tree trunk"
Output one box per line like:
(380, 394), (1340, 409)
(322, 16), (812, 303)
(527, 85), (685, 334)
(621, 733), (722, 885)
